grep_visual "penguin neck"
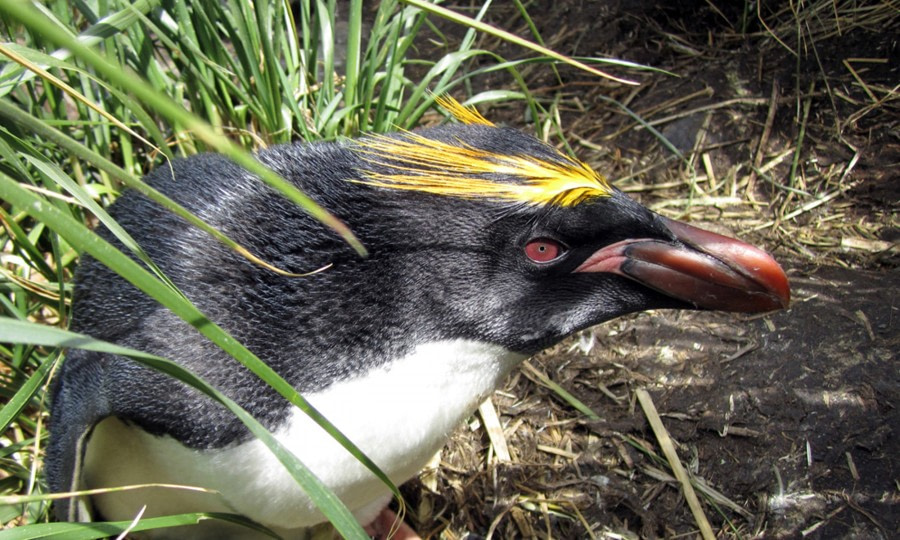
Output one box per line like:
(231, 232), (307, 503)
(304, 338), (526, 432)
(310, 339), (526, 408)
(281, 338), (527, 480)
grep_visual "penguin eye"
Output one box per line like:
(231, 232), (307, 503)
(524, 238), (565, 263)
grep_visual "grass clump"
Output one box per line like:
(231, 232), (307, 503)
(0, 0), (641, 537)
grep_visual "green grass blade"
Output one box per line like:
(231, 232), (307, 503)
(0, 511), (277, 539)
(0, 351), (58, 435)
(21, 155), (161, 276)
(522, 362), (601, 421)
(342, 0), (363, 134)
(0, 206), (55, 281)
(316, 0), (336, 101)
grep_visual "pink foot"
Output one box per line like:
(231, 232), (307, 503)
(364, 507), (421, 540)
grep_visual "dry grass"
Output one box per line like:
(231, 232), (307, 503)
(401, 1), (898, 538)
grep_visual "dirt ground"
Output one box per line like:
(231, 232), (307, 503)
(398, 2), (898, 538)
(403, 266), (897, 539)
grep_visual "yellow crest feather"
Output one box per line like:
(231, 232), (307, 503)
(355, 131), (611, 207)
(434, 95), (494, 126)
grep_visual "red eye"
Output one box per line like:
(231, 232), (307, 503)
(524, 238), (564, 263)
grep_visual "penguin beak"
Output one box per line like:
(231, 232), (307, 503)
(575, 216), (790, 313)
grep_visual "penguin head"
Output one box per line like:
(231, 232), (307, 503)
(330, 104), (790, 356)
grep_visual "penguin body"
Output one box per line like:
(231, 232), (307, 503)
(47, 112), (789, 536)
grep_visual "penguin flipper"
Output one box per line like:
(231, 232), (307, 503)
(46, 348), (110, 522)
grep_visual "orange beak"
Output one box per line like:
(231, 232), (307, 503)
(575, 216), (790, 313)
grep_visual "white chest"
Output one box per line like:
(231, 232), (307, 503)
(83, 339), (524, 532)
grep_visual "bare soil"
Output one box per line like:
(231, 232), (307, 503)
(398, 1), (899, 538)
